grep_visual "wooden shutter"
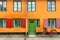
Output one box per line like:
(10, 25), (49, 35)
(22, 19), (26, 28)
(56, 18), (60, 28)
(44, 19), (48, 28)
(6, 19), (13, 28)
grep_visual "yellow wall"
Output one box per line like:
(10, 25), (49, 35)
(28, 0), (60, 32)
(0, 0), (60, 33)
(0, 0), (27, 32)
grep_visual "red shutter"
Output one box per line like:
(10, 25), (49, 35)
(56, 18), (60, 28)
(44, 19), (48, 28)
(22, 19), (26, 28)
(6, 19), (13, 28)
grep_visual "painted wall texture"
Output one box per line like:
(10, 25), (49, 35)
(0, 0), (60, 33)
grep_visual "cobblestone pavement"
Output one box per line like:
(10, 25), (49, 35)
(0, 35), (59, 40)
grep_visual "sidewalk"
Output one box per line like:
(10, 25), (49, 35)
(0, 35), (59, 40)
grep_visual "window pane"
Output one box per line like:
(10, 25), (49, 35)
(48, 19), (56, 28)
(48, 7), (51, 11)
(18, 4), (21, 8)
(52, 1), (55, 11)
(28, 2), (31, 5)
(28, 2), (31, 11)
(14, 4), (17, 8)
(3, 20), (6, 28)
(14, 19), (21, 28)
(32, 7), (35, 11)
(18, 2), (21, 5)
(32, 2), (35, 5)
(28, 4), (31, 8)
(3, 1), (6, 8)
(0, 1), (2, 5)
(0, 1), (2, 11)
(14, 2), (17, 8)
(14, 2), (17, 5)
(14, 7), (17, 11)
(32, 2), (35, 7)
(3, 2), (6, 11)
(37, 19), (40, 27)
(52, 7), (55, 11)
(18, 8), (21, 11)
(18, 2), (21, 8)
(0, 20), (3, 27)
(28, 7), (31, 11)
(48, 1), (51, 11)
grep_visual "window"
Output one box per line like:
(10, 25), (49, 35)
(13, 19), (21, 28)
(0, 0), (6, 11)
(48, 0), (56, 11)
(48, 19), (56, 28)
(14, 0), (21, 11)
(0, 19), (6, 28)
(28, 0), (36, 11)
(37, 19), (40, 27)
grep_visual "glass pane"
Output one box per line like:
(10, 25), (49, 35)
(48, 7), (51, 11)
(32, 7), (35, 11)
(3, 1), (6, 8)
(0, 1), (2, 5)
(32, 2), (35, 9)
(28, 4), (31, 8)
(52, 7), (55, 11)
(52, 1), (55, 5)
(52, 1), (55, 11)
(0, 1), (2, 10)
(28, 7), (31, 11)
(48, 20), (50, 27)
(28, 2), (31, 11)
(18, 4), (21, 8)
(14, 2), (17, 5)
(18, 2), (21, 5)
(14, 7), (17, 11)
(32, 4), (35, 8)
(14, 19), (21, 27)
(32, 2), (35, 5)
(3, 20), (6, 28)
(18, 2), (21, 7)
(28, 2), (31, 5)
(18, 8), (21, 11)
(48, 2), (51, 11)
(14, 4), (17, 8)
(0, 20), (3, 27)
(37, 19), (40, 27)
(48, 1), (50, 5)
(52, 20), (54, 27)
(0, 8), (1, 11)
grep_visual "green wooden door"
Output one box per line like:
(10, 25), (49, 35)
(28, 19), (37, 35)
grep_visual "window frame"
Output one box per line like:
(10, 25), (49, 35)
(0, 0), (7, 11)
(48, 19), (56, 28)
(27, 0), (36, 12)
(47, 0), (56, 12)
(13, 18), (22, 28)
(13, 0), (22, 12)
(0, 18), (6, 28)
(36, 19), (40, 27)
